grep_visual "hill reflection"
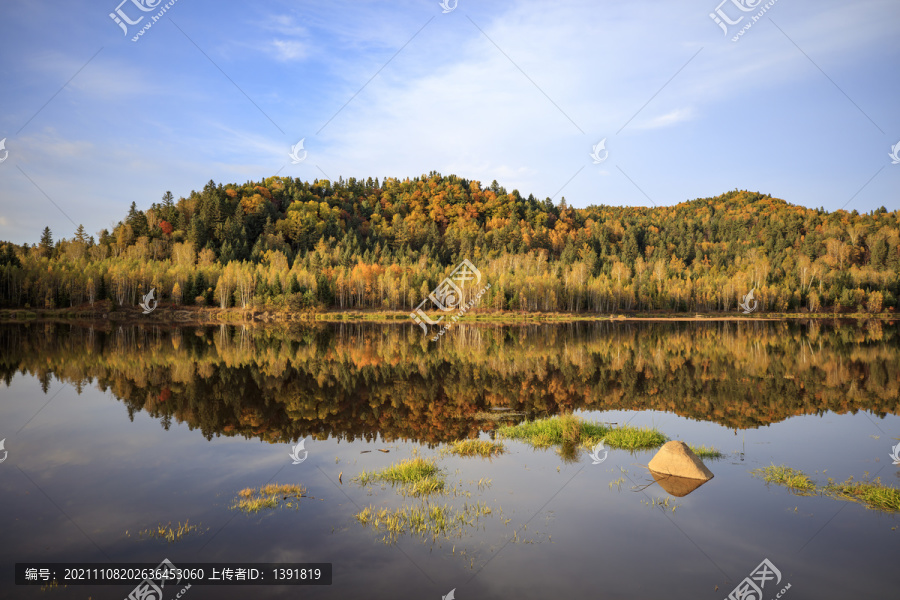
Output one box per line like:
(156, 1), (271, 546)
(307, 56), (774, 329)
(1, 319), (897, 444)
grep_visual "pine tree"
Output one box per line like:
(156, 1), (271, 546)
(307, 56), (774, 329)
(39, 227), (53, 257)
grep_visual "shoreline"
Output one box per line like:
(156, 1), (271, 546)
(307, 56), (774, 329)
(0, 305), (894, 326)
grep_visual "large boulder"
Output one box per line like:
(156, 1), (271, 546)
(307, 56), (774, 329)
(650, 471), (710, 497)
(648, 441), (714, 481)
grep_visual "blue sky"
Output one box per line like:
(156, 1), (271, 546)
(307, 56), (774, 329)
(0, 0), (898, 244)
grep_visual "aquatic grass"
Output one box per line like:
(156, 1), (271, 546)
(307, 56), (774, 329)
(498, 415), (667, 452)
(444, 439), (505, 458)
(355, 457), (445, 496)
(137, 520), (205, 543)
(823, 477), (900, 513)
(594, 426), (668, 451)
(233, 483), (306, 513)
(753, 466), (900, 513)
(641, 496), (681, 513)
(752, 465), (816, 494)
(688, 445), (724, 459)
(354, 500), (494, 544)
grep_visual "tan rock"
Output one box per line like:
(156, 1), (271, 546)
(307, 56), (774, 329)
(647, 441), (714, 481)
(650, 471), (710, 497)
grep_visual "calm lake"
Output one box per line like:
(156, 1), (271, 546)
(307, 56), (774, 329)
(0, 320), (898, 599)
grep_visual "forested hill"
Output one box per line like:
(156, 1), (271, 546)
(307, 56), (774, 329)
(1, 173), (898, 313)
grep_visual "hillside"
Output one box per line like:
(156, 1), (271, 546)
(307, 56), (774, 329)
(0, 173), (897, 313)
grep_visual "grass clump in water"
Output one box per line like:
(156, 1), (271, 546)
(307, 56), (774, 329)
(752, 465), (816, 493)
(752, 465), (900, 513)
(752, 464), (817, 493)
(823, 477), (900, 513)
(498, 414), (667, 452)
(137, 520), (206, 543)
(354, 501), (493, 544)
(233, 483), (306, 513)
(444, 439), (505, 458)
(688, 445), (724, 459)
(355, 457), (445, 496)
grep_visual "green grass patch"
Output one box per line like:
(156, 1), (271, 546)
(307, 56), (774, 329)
(355, 457), (445, 496)
(752, 464), (817, 493)
(688, 445), (724, 459)
(354, 500), (493, 544)
(136, 520), (206, 543)
(823, 477), (900, 513)
(498, 414), (667, 452)
(232, 483), (306, 513)
(752, 466), (900, 513)
(444, 439), (505, 458)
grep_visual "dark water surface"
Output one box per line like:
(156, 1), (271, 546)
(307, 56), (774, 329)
(0, 320), (898, 599)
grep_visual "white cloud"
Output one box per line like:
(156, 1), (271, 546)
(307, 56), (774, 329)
(270, 39), (307, 61)
(633, 107), (695, 130)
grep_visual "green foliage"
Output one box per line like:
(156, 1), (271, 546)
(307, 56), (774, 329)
(752, 464), (817, 493)
(498, 415), (667, 451)
(824, 477), (900, 513)
(444, 439), (506, 458)
(753, 466), (900, 513)
(688, 445), (724, 459)
(355, 456), (445, 497)
(1, 179), (897, 313)
(232, 483), (306, 513)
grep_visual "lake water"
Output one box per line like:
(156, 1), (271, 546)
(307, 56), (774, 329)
(0, 320), (898, 599)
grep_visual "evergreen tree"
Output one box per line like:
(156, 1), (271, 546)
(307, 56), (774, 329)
(40, 227), (53, 255)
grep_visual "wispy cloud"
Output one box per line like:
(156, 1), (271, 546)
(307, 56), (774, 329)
(270, 39), (307, 62)
(633, 108), (695, 130)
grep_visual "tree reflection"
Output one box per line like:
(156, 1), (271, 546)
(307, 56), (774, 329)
(0, 320), (897, 444)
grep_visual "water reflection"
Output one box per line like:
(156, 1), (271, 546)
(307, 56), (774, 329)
(0, 319), (896, 445)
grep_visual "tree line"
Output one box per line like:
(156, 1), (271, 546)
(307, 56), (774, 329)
(0, 320), (895, 442)
(0, 174), (897, 313)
